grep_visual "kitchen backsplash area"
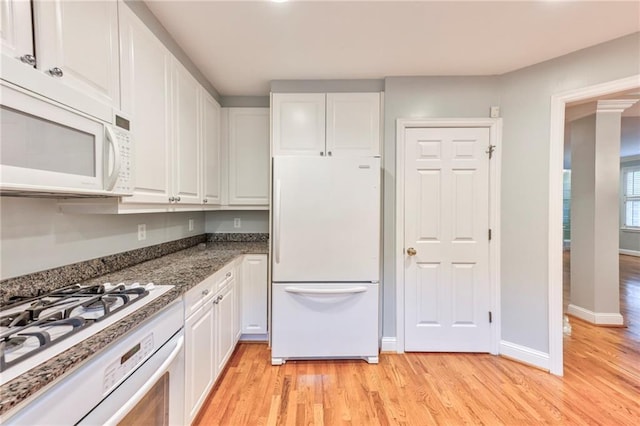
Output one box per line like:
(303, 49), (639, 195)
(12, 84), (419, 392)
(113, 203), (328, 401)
(0, 233), (269, 304)
(0, 197), (207, 280)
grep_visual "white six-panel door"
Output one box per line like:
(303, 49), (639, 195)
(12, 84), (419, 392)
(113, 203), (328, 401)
(404, 127), (491, 352)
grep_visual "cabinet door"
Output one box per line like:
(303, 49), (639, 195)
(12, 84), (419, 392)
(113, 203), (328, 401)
(184, 304), (215, 425)
(119, 5), (172, 204)
(241, 254), (268, 335)
(172, 60), (201, 205)
(202, 91), (222, 205)
(228, 108), (269, 205)
(0, 0), (33, 61)
(326, 93), (380, 156)
(215, 283), (235, 374)
(272, 93), (325, 156)
(33, 0), (120, 108)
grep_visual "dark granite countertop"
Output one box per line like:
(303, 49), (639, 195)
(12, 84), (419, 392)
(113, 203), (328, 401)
(0, 240), (268, 417)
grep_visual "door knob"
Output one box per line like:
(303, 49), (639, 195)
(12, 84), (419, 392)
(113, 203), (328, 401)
(406, 247), (417, 256)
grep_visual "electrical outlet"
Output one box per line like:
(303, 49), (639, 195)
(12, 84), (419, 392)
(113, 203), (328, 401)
(490, 106), (500, 118)
(188, 219), (194, 231)
(138, 224), (146, 241)
(233, 218), (241, 229)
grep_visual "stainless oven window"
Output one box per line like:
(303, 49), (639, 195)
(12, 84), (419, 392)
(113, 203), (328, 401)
(119, 372), (169, 426)
(0, 105), (96, 177)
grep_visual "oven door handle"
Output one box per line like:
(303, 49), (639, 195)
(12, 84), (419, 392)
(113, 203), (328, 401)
(103, 335), (184, 426)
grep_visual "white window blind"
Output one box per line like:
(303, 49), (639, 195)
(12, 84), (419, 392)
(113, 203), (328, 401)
(623, 166), (640, 228)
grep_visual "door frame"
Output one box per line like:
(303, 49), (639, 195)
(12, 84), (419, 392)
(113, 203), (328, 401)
(547, 74), (640, 376)
(395, 118), (502, 354)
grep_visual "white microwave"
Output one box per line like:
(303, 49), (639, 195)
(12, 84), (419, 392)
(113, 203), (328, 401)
(0, 81), (134, 197)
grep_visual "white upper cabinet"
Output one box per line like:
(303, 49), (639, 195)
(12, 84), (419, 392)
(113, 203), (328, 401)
(33, 0), (120, 108)
(172, 60), (201, 205)
(228, 108), (270, 205)
(0, 0), (117, 121)
(119, 4), (172, 205)
(272, 93), (326, 156)
(0, 0), (33, 61)
(326, 93), (380, 156)
(272, 92), (380, 157)
(202, 90), (222, 205)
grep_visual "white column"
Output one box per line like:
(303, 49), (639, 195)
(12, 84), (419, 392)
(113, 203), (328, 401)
(568, 99), (638, 325)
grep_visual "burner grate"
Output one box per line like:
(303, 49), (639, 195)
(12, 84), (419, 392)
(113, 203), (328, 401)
(0, 283), (150, 372)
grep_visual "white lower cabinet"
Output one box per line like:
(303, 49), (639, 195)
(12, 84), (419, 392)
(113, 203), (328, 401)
(183, 254), (268, 424)
(240, 254), (268, 337)
(215, 282), (235, 373)
(184, 300), (215, 423)
(183, 260), (238, 425)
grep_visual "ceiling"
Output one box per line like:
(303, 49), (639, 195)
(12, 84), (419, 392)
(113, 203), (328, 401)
(145, 0), (640, 97)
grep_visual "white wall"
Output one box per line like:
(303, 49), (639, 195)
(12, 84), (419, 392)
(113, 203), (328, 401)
(205, 210), (269, 233)
(0, 197), (205, 280)
(500, 32), (640, 352)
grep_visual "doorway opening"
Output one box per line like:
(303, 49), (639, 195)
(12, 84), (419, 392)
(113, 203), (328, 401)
(548, 75), (640, 375)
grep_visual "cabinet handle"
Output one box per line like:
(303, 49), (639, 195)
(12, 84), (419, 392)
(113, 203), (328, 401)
(320, 152), (324, 156)
(202, 289), (210, 296)
(169, 196), (175, 202)
(47, 67), (64, 77)
(19, 54), (36, 66)
(327, 151), (332, 156)
(225, 272), (232, 278)
(175, 196), (181, 202)
(203, 199), (208, 204)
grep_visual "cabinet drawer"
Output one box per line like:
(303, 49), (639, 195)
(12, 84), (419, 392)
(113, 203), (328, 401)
(184, 260), (237, 318)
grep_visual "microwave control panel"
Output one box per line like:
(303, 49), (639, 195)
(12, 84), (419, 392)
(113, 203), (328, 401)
(113, 128), (133, 194)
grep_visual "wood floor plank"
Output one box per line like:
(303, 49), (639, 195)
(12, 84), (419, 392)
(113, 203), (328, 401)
(195, 255), (640, 425)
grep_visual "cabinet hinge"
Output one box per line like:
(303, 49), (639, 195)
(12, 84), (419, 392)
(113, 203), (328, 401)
(489, 311), (493, 323)
(488, 229), (492, 241)
(486, 145), (496, 159)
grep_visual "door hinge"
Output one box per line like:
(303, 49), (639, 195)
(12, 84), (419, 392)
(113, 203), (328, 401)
(489, 311), (493, 323)
(488, 229), (492, 241)
(486, 145), (496, 159)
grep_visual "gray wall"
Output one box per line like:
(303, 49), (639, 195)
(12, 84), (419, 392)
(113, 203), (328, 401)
(0, 197), (205, 280)
(382, 76), (501, 336)
(205, 211), (269, 234)
(499, 33), (640, 352)
(271, 79), (384, 93)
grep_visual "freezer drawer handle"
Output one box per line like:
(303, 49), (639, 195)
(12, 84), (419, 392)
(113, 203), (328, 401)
(284, 286), (367, 295)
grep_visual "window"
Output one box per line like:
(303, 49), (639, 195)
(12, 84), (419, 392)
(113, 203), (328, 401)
(623, 166), (640, 228)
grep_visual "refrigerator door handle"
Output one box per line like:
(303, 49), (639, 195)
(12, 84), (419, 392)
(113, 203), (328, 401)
(274, 179), (282, 264)
(284, 286), (368, 295)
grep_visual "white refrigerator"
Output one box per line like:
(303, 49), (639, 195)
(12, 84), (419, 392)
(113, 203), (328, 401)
(271, 156), (381, 365)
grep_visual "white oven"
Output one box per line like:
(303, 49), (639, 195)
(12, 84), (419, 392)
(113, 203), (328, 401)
(0, 80), (134, 197)
(3, 299), (184, 426)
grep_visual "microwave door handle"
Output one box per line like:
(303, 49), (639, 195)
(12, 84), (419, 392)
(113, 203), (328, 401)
(104, 126), (121, 191)
(102, 335), (184, 426)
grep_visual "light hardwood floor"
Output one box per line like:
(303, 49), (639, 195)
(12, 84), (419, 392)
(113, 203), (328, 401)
(195, 255), (640, 425)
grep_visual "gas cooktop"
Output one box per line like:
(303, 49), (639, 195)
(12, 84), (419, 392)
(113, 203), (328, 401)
(0, 282), (173, 385)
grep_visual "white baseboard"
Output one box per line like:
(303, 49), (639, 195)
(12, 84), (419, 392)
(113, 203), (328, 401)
(380, 337), (398, 352)
(239, 333), (268, 342)
(567, 304), (624, 325)
(620, 249), (640, 257)
(499, 340), (550, 371)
